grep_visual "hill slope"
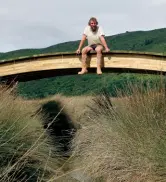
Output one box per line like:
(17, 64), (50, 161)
(2, 27), (166, 98)
(0, 28), (166, 61)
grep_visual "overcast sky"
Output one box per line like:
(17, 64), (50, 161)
(1, 0), (166, 52)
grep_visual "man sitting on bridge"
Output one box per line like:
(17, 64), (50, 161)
(76, 17), (110, 75)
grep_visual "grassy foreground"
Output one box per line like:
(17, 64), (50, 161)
(71, 82), (166, 181)
(0, 86), (77, 182)
(1, 79), (166, 181)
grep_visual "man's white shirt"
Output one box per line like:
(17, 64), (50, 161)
(83, 25), (105, 46)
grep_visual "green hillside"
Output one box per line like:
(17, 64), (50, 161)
(18, 73), (165, 99)
(0, 28), (166, 61)
(2, 27), (166, 98)
(107, 28), (166, 52)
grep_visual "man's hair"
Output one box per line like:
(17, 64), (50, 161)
(88, 17), (98, 25)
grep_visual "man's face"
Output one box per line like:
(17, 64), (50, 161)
(90, 21), (97, 32)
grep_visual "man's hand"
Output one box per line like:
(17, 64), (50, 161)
(76, 49), (81, 54)
(105, 47), (110, 52)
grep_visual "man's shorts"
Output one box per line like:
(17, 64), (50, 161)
(90, 44), (97, 50)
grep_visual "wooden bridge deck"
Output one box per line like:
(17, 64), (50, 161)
(0, 51), (166, 80)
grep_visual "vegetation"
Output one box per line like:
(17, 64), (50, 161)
(71, 81), (166, 181)
(107, 28), (166, 53)
(0, 86), (77, 181)
(2, 79), (166, 181)
(17, 73), (165, 99)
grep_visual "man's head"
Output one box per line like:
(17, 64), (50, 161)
(88, 17), (98, 32)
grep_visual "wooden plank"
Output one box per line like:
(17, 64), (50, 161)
(0, 51), (166, 77)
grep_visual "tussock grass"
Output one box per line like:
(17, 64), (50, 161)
(0, 86), (66, 181)
(4, 79), (166, 181)
(72, 81), (166, 181)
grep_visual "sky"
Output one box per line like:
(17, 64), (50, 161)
(0, 0), (166, 52)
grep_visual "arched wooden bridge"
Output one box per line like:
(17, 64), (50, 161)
(0, 51), (166, 81)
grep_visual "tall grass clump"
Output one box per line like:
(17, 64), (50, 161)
(0, 86), (64, 181)
(72, 79), (166, 181)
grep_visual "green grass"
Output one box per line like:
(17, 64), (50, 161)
(17, 73), (165, 99)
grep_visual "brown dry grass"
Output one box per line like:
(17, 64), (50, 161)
(68, 87), (166, 182)
(0, 86), (75, 181)
(4, 83), (166, 181)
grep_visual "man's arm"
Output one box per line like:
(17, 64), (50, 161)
(100, 35), (110, 52)
(76, 34), (86, 54)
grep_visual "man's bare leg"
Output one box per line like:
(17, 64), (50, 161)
(78, 46), (93, 74)
(95, 45), (104, 75)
